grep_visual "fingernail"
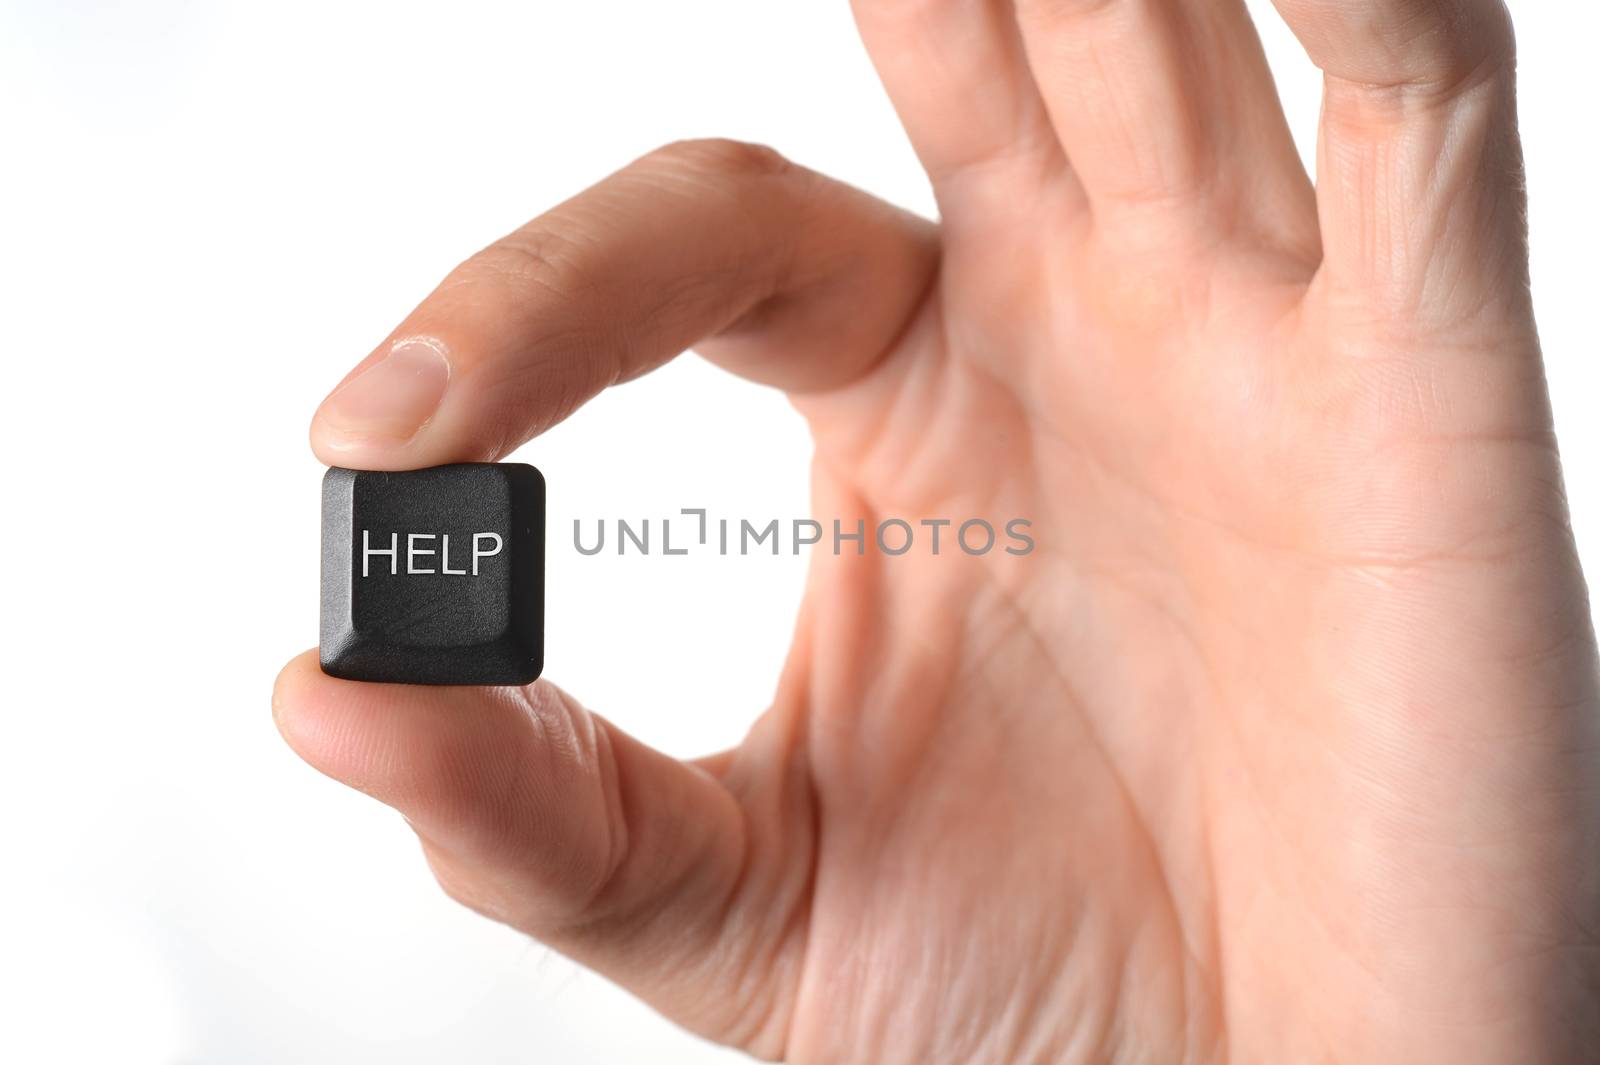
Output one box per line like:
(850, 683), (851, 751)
(320, 338), (451, 446)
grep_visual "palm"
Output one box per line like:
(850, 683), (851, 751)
(277, 1), (1600, 1061)
(785, 189), (1595, 1061)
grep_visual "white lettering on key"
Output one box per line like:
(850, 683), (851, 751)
(362, 530), (398, 577)
(440, 534), (467, 575)
(362, 532), (502, 576)
(407, 533), (437, 574)
(472, 532), (504, 576)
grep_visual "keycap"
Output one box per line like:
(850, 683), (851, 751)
(320, 463), (544, 685)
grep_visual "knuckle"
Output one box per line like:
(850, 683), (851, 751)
(1013, 0), (1120, 21)
(1308, 0), (1517, 95)
(421, 843), (519, 926)
(461, 226), (588, 303)
(1400, 5), (1515, 95)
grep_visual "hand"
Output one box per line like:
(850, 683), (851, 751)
(272, 1), (1600, 1060)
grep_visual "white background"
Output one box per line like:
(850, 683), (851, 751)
(1, 2), (1595, 1062)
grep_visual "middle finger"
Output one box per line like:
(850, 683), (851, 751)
(1015, 0), (1319, 256)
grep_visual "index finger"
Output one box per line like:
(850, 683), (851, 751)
(310, 139), (937, 470)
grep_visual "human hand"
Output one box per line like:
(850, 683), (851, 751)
(273, 1), (1600, 1060)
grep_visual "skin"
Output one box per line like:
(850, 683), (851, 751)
(273, 1), (1600, 1061)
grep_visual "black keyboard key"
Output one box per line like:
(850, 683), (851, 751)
(320, 463), (544, 685)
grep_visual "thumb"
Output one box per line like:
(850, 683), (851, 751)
(271, 651), (814, 1055)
